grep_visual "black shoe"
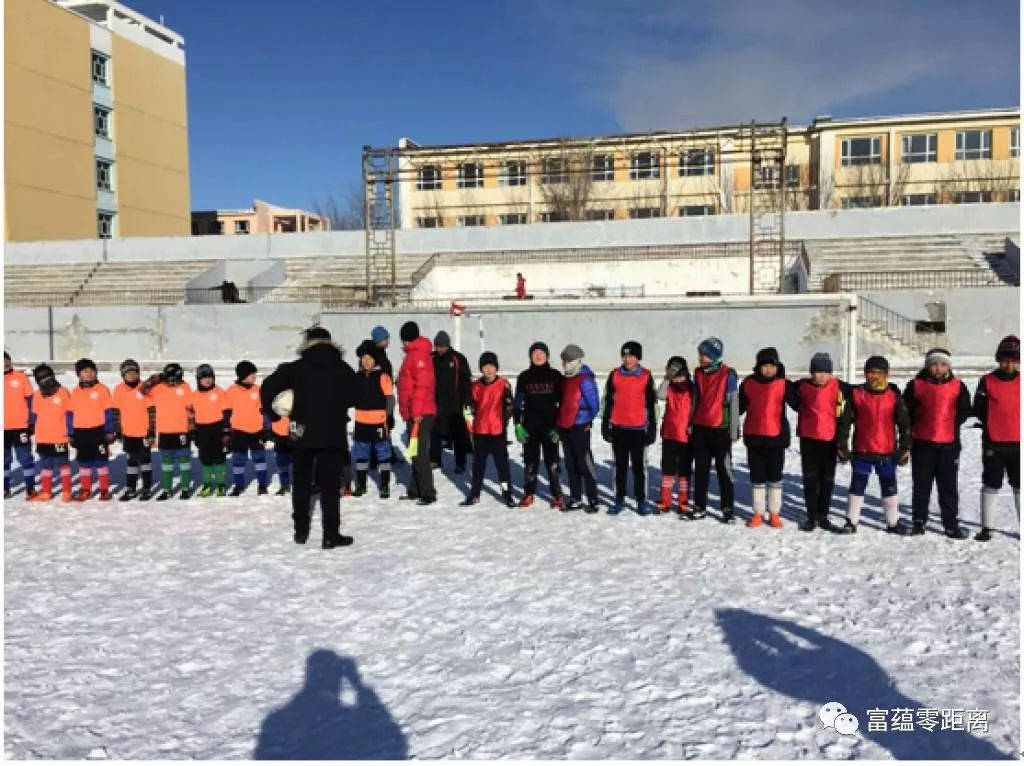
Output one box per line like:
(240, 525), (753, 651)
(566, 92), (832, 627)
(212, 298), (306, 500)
(322, 534), (354, 549)
(229, 486), (244, 497)
(138, 488), (153, 501)
(379, 486), (390, 499)
(502, 491), (515, 508)
(155, 490), (173, 501)
(459, 496), (479, 506)
(416, 496), (437, 506)
(799, 516), (817, 532)
(886, 521), (910, 536)
(944, 527), (969, 540)
(257, 485), (268, 496)
(399, 493), (419, 501)
(975, 527), (993, 542)
(818, 515), (839, 533)
(275, 486), (290, 496)
(720, 508), (735, 524)
(837, 519), (857, 534)
(179, 488), (193, 500)
(679, 508), (696, 521)
(911, 521), (926, 536)
(294, 530), (309, 544)
(119, 488), (138, 502)
(353, 484), (366, 497)
(565, 498), (584, 511)
(585, 503), (600, 514)
(689, 507), (708, 520)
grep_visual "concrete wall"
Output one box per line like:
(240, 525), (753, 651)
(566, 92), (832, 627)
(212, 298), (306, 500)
(6, 203), (1018, 265)
(184, 259), (284, 292)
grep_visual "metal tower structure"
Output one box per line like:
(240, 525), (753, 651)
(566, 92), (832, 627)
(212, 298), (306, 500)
(361, 145), (398, 306)
(747, 119), (788, 294)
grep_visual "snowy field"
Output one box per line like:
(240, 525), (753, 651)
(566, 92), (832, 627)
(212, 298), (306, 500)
(3, 376), (1020, 759)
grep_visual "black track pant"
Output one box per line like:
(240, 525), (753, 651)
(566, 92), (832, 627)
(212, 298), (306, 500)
(691, 425), (734, 511)
(122, 436), (153, 491)
(292, 448), (343, 539)
(911, 443), (961, 529)
(429, 413), (470, 469)
(409, 415), (436, 500)
(560, 425), (599, 505)
(661, 439), (692, 478)
(747, 444), (784, 484)
(982, 445), (1020, 490)
(611, 427), (647, 501)
(800, 437), (837, 520)
(469, 434), (510, 498)
(523, 433), (563, 498)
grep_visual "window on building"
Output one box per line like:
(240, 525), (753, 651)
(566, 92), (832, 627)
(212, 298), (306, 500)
(97, 211), (114, 239)
(840, 136), (882, 166)
(901, 193), (937, 206)
(95, 159), (113, 191)
(754, 164), (779, 190)
(840, 196), (882, 209)
(457, 215), (485, 226)
(586, 209), (614, 221)
(629, 206), (662, 219)
(1011, 189), (1021, 202)
(499, 213), (527, 225)
(1011, 127), (1019, 158)
(456, 162), (483, 189)
(678, 149), (714, 177)
(785, 164), (800, 188)
(93, 105), (111, 138)
(679, 205), (714, 216)
(191, 222), (200, 235)
(235, 220), (250, 234)
(630, 151), (660, 180)
(91, 51), (109, 86)
(540, 157), (567, 184)
(416, 216), (443, 228)
(954, 191), (992, 204)
(901, 133), (937, 163)
(416, 165), (442, 191)
(499, 160), (526, 187)
(209, 221), (223, 234)
(540, 211), (564, 223)
(955, 130), (992, 160)
(591, 154), (614, 182)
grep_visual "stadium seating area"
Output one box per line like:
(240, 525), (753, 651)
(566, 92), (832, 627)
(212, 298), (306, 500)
(804, 232), (1016, 291)
(276, 254), (430, 303)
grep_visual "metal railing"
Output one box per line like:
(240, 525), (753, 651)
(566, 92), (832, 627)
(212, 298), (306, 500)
(857, 296), (928, 352)
(823, 269), (1005, 291)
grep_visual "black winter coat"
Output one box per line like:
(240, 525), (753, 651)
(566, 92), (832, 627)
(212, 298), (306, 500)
(432, 349), (472, 432)
(513, 363), (564, 434)
(260, 340), (356, 450)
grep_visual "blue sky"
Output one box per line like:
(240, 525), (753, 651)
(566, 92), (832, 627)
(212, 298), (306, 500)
(125, 0), (1020, 211)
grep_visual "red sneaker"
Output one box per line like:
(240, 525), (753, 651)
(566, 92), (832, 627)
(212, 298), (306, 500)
(517, 494), (534, 508)
(72, 489), (91, 502)
(29, 490), (53, 503)
(98, 490), (112, 501)
(550, 496), (564, 510)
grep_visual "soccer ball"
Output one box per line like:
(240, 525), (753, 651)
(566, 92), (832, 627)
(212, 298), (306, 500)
(272, 389), (294, 417)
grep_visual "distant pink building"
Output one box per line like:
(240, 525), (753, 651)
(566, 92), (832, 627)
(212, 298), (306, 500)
(191, 199), (329, 236)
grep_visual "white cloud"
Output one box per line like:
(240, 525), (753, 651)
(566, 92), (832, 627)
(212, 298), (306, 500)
(532, 0), (1019, 131)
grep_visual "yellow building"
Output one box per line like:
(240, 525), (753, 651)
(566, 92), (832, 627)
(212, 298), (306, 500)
(191, 199), (329, 236)
(396, 108), (1019, 229)
(4, 0), (190, 242)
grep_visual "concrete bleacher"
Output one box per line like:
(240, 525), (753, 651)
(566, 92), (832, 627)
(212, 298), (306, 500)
(803, 233), (1017, 291)
(4, 262), (99, 305)
(276, 254), (430, 302)
(74, 260), (215, 304)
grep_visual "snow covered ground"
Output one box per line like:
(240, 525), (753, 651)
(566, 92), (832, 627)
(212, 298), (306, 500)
(3, 379), (1020, 759)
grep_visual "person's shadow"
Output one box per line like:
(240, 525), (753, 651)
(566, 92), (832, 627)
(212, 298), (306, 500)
(716, 609), (1012, 759)
(254, 650), (408, 759)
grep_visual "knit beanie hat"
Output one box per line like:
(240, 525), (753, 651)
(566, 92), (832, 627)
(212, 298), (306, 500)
(400, 321), (420, 342)
(304, 326), (332, 343)
(75, 358), (97, 375)
(754, 347), (781, 370)
(196, 363), (215, 380)
(666, 356), (690, 379)
(698, 337), (724, 362)
(479, 351), (499, 370)
(235, 360), (257, 381)
(620, 340), (643, 360)
(924, 348), (952, 367)
(864, 355), (890, 374)
(371, 325), (390, 343)
(560, 344), (584, 363)
(356, 339), (381, 362)
(529, 341), (550, 360)
(996, 335), (1020, 361)
(809, 352), (833, 374)
(434, 330), (452, 348)
(120, 358), (141, 376)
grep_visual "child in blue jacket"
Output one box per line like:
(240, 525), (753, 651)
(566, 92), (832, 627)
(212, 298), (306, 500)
(556, 344), (601, 513)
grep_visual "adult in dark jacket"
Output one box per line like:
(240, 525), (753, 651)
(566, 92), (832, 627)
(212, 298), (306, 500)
(261, 326), (356, 549)
(902, 348), (972, 538)
(513, 341), (564, 508)
(429, 330), (472, 473)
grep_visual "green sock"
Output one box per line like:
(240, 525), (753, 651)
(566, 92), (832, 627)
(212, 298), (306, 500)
(178, 457), (191, 489)
(162, 463), (174, 491)
(201, 464), (213, 487)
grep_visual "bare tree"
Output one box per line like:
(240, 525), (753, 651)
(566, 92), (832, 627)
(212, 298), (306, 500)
(312, 182), (365, 230)
(936, 160), (1019, 203)
(537, 143), (596, 221)
(834, 162), (912, 207)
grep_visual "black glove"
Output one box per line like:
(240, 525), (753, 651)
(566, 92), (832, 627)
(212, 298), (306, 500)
(601, 421), (612, 443)
(26, 424), (34, 438)
(104, 432), (117, 445)
(387, 414), (396, 432)
(260, 429), (273, 444)
(69, 435), (77, 449)
(836, 446), (849, 463)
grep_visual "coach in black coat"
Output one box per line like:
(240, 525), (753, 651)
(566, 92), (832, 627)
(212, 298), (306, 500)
(261, 327), (356, 549)
(429, 330), (472, 472)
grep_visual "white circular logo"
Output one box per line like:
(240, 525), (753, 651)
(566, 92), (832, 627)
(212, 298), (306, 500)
(90, 391), (99, 400)
(176, 388), (185, 397)
(10, 380), (19, 389)
(250, 392), (258, 400)
(135, 392), (143, 400)
(53, 397), (61, 405)
(209, 393), (218, 401)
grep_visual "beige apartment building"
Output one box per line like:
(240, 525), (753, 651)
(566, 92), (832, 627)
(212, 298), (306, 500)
(4, 0), (190, 242)
(396, 108), (1019, 229)
(190, 199), (328, 236)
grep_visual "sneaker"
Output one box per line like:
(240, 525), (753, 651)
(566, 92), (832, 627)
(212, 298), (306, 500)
(799, 516), (817, 532)
(294, 530), (309, 545)
(216, 486), (227, 498)
(257, 485), (269, 496)
(275, 486), (291, 496)
(818, 516), (839, 533)
(687, 507), (708, 520)
(655, 501), (673, 513)
(229, 486), (244, 497)
(886, 521), (910, 535)
(679, 508), (697, 521)
(585, 503), (600, 514)
(416, 496), (437, 507)
(98, 490), (112, 502)
(120, 488), (139, 502)
(155, 490), (173, 501)
(459, 496), (480, 506)
(399, 493), (419, 501)
(179, 488), (193, 500)
(29, 490), (53, 502)
(565, 498), (584, 511)
(911, 521), (926, 536)
(748, 512), (764, 529)
(60, 491), (73, 503)
(379, 486), (390, 499)
(25, 489), (39, 500)
(138, 488), (154, 501)
(767, 513), (783, 529)
(322, 534), (354, 549)
(608, 500), (625, 516)
(975, 527), (993, 542)
(518, 494), (535, 508)
(944, 527), (969, 540)
(72, 489), (90, 502)
(343, 485), (354, 497)
(636, 500), (651, 516)
(551, 496), (565, 511)
(721, 508), (735, 524)
(837, 519), (857, 535)
(502, 491), (516, 508)
(197, 486), (214, 499)
(352, 484), (366, 497)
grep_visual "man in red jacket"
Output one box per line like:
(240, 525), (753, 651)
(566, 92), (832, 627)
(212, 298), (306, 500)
(398, 321), (437, 504)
